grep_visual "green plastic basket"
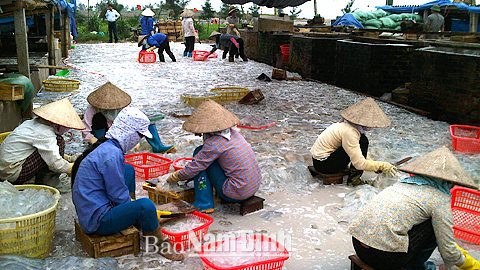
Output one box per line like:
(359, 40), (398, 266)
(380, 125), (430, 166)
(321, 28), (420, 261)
(55, 70), (70, 77)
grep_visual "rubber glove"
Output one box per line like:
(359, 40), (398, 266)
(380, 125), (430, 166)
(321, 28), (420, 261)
(146, 46), (157, 52)
(157, 210), (172, 220)
(233, 28), (241, 37)
(166, 171), (180, 182)
(230, 37), (240, 49)
(364, 160), (398, 177)
(89, 137), (98, 145)
(64, 153), (82, 163)
(66, 163), (74, 174)
(64, 154), (72, 162)
(458, 254), (480, 270)
(133, 143), (140, 152)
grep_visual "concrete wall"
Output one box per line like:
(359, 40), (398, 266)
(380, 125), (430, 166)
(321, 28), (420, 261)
(257, 33), (292, 67)
(410, 46), (480, 126)
(335, 39), (415, 97)
(240, 29), (259, 60)
(0, 101), (22, 133)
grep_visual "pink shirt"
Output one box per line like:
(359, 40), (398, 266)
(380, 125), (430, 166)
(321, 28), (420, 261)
(81, 104), (113, 143)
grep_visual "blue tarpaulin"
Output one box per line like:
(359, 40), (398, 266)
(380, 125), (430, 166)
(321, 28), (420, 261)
(376, 0), (480, 14)
(332, 13), (364, 28)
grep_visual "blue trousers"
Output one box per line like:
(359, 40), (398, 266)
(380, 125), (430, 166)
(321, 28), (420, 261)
(94, 164), (158, 235)
(193, 146), (245, 203)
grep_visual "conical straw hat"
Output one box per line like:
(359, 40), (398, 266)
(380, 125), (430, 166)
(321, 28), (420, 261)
(399, 146), (478, 189)
(87, 82), (131, 110)
(180, 8), (195, 17)
(141, 8), (155, 17)
(138, 35), (148, 47)
(209, 31), (221, 38)
(33, 98), (84, 130)
(340, 97), (391, 128)
(182, 99), (240, 133)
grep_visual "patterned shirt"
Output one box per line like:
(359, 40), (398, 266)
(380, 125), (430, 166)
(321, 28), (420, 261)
(348, 182), (464, 267)
(177, 129), (261, 200)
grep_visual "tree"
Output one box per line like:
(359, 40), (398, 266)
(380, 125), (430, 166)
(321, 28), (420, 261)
(201, 0), (215, 20)
(219, 3), (230, 18)
(77, 1), (87, 11)
(289, 7), (301, 20)
(248, 4), (260, 17)
(238, 5), (246, 20)
(341, 0), (357, 14)
(160, 0), (190, 19)
(96, 0), (124, 19)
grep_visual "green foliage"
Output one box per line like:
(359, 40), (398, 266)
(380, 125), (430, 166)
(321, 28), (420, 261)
(96, 0), (124, 19)
(341, 0), (357, 14)
(195, 23), (220, 40)
(201, 0), (215, 20)
(160, 0), (190, 19)
(219, 3), (230, 18)
(86, 16), (102, 32)
(77, 2), (87, 11)
(238, 5), (246, 19)
(289, 7), (301, 20)
(76, 12), (142, 42)
(248, 4), (260, 17)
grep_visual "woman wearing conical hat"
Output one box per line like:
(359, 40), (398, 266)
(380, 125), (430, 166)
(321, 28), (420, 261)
(310, 97), (397, 185)
(140, 8), (155, 36)
(348, 146), (480, 270)
(205, 31), (247, 62)
(0, 98), (84, 185)
(226, 6), (241, 37)
(166, 99), (262, 213)
(180, 8), (196, 57)
(83, 82), (175, 153)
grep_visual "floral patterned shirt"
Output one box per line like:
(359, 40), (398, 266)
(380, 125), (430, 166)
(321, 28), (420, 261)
(348, 182), (464, 267)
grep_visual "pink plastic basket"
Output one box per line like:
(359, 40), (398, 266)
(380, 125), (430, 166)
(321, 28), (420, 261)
(138, 50), (156, 63)
(161, 211), (213, 251)
(193, 50), (218, 61)
(198, 234), (290, 270)
(125, 153), (172, 180)
(172, 158), (193, 171)
(450, 125), (480, 153)
(451, 186), (480, 245)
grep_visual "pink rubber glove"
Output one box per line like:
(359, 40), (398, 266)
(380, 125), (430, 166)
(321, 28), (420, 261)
(230, 37), (240, 49)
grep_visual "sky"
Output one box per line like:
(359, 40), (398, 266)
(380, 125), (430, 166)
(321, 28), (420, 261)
(79, 0), (421, 20)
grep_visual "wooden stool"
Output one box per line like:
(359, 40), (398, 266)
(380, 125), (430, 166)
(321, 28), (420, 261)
(308, 166), (345, 185)
(221, 195), (265, 216)
(349, 255), (406, 270)
(74, 220), (140, 258)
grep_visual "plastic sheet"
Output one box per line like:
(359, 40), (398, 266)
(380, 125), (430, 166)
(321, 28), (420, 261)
(0, 255), (118, 270)
(337, 185), (380, 221)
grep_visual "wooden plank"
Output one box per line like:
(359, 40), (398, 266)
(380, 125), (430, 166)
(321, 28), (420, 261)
(46, 5), (55, 75)
(0, 82), (24, 101)
(61, 13), (70, 57)
(74, 221), (96, 258)
(13, 0), (30, 78)
(100, 245), (136, 258)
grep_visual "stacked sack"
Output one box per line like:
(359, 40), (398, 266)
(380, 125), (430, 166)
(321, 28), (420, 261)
(351, 9), (423, 30)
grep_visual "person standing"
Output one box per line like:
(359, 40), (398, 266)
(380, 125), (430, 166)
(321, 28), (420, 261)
(180, 8), (196, 57)
(424, 5), (444, 39)
(140, 8), (155, 36)
(226, 6), (241, 37)
(138, 34), (176, 62)
(106, 5), (120, 43)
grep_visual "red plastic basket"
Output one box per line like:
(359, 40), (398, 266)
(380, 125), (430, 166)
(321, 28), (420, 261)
(198, 234), (290, 270)
(161, 211), (213, 251)
(449, 125), (480, 153)
(172, 158), (193, 171)
(125, 153), (172, 180)
(280, 44), (290, 60)
(451, 186), (480, 245)
(138, 50), (156, 63)
(192, 50), (218, 61)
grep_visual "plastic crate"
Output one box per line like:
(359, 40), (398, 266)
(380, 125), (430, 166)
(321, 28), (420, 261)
(172, 158), (193, 171)
(181, 92), (222, 108)
(451, 186), (480, 245)
(192, 50), (218, 61)
(280, 44), (290, 60)
(210, 87), (250, 103)
(450, 125), (480, 153)
(42, 79), (80, 92)
(199, 234), (290, 270)
(138, 50), (156, 63)
(161, 211), (213, 251)
(142, 183), (195, 205)
(0, 185), (60, 258)
(0, 131), (11, 144)
(125, 153), (172, 180)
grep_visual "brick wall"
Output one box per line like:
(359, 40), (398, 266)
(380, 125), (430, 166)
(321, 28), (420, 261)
(239, 29), (259, 60)
(335, 40), (415, 97)
(410, 47), (480, 126)
(257, 33), (292, 66)
(290, 35), (344, 82)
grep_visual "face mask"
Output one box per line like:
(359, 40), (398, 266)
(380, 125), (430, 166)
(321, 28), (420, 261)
(142, 39), (149, 48)
(101, 109), (121, 122)
(50, 123), (70, 135)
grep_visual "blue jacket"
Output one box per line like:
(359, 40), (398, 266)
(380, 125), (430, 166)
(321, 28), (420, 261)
(147, 33), (167, 48)
(72, 139), (130, 234)
(140, 16), (154, 35)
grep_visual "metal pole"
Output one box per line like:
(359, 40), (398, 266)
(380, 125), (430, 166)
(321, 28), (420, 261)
(88, 0), (90, 18)
(314, 0), (317, 16)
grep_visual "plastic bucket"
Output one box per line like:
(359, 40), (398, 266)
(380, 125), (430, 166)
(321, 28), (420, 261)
(280, 44), (290, 60)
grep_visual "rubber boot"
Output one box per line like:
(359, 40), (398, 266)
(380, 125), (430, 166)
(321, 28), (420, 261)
(228, 56), (234, 62)
(145, 123), (175, 153)
(192, 172), (215, 213)
(92, 128), (106, 139)
(187, 52), (192, 57)
(144, 226), (184, 261)
(183, 51), (187, 57)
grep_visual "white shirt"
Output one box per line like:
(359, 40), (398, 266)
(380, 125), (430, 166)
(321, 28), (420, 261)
(106, 9), (120, 22)
(182, 17), (195, 37)
(0, 118), (70, 182)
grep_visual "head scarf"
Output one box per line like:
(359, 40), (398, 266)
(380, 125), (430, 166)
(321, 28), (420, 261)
(50, 122), (70, 135)
(101, 109), (122, 122)
(203, 128), (232, 142)
(400, 175), (453, 195)
(105, 107), (152, 153)
(341, 118), (371, 134)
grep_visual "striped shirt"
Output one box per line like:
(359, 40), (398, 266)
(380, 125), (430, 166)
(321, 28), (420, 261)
(177, 129), (261, 200)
